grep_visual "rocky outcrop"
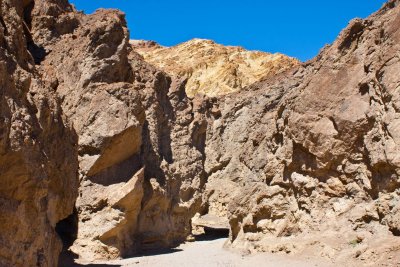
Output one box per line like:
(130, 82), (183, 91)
(2, 0), (400, 266)
(132, 39), (299, 97)
(34, 7), (149, 260)
(0, 0), (149, 263)
(0, 0), (78, 266)
(72, 168), (145, 259)
(200, 0), (400, 264)
(32, 3), (210, 260)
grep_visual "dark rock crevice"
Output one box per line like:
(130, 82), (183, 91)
(23, 0), (47, 65)
(56, 207), (79, 249)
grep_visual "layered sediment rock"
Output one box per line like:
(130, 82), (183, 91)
(132, 39), (299, 97)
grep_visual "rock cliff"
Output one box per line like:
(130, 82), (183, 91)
(33, 4), (209, 261)
(132, 39), (299, 97)
(1, 0), (400, 266)
(0, 0), (78, 266)
(201, 1), (400, 264)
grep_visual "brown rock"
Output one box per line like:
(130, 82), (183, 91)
(198, 2), (400, 265)
(0, 1), (78, 266)
(35, 7), (147, 259)
(2, 0), (400, 266)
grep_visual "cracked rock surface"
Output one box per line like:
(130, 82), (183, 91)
(1, 0), (400, 266)
(198, 1), (400, 264)
(0, 0), (78, 266)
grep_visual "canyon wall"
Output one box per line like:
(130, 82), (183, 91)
(132, 1), (400, 263)
(200, 1), (400, 263)
(1, 0), (400, 266)
(32, 2), (212, 261)
(31, 1), (298, 261)
(0, 0), (78, 266)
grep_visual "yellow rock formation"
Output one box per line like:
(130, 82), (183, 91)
(131, 39), (299, 97)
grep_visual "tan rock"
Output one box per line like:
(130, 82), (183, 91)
(2, 0), (400, 266)
(200, 2), (400, 266)
(132, 39), (299, 97)
(71, 168), (144, 260)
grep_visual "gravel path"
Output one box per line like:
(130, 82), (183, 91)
(73, 238), (334, 267)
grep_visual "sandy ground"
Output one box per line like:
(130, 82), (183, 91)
(71, 238), (335, 267)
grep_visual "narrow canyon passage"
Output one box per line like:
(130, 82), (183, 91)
(2, 0), (400, 266)
(69, 235), (334, 267)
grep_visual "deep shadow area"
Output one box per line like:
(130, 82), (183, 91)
(56, 207), (78, 248)
(58, 250), (121, 267)
(195, 227), (230, 242)
(56, 208), (82, 267)
(390, 227), (400, 237)
(141, 120), (168, 186)
(27, 42), (47, 64)
(22, 0), (48, 64)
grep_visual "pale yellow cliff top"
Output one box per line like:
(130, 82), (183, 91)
(131, 39), (300, 97)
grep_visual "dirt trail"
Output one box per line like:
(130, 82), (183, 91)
(72, 238), (335, 267)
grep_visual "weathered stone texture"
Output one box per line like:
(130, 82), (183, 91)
(0, 0), (78, 266)
(2, 0), (400, 266)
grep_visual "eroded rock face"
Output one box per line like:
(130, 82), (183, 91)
(200, 0), (400, 264)
(0, 0), (78, 266)
(132, 39), (299, 97)
(3, 0), (400, 265)
(34, 8), (147, 260)
(33, 4), (210, 260)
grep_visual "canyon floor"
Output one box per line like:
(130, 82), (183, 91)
(69, 238), (334, 267)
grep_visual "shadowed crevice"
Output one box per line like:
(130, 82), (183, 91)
(87, 153), (142, 186)
(56, 207), (78, 249)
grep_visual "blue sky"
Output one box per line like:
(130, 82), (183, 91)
(69, 1), (387, 61)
